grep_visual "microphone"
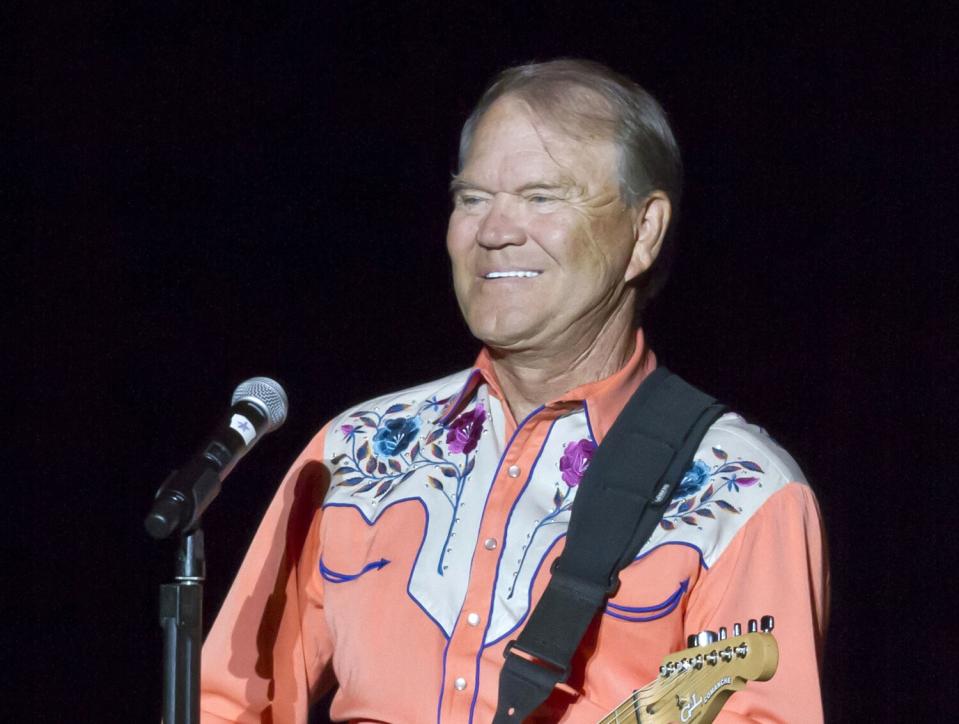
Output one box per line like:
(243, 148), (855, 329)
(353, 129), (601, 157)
(144, 376), (289, 540)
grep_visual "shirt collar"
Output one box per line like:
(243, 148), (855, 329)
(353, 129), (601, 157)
(437, 329), (657, 442)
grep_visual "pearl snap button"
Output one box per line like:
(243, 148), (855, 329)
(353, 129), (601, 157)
(484, 537), (498, 550)
(466, 612), (480, 626)
(454, 677), (468, 691)
(507, 464), (521, 478)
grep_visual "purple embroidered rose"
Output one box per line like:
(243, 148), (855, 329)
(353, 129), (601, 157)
(559, 438), (597, 487)
(445, 404), (486, 454)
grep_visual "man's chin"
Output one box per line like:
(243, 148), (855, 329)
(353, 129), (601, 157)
(467, 319), (545, 353)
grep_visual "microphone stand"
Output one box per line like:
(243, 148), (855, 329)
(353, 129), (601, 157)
(146, 376), (288, 723)
(159, 527), (205, 724)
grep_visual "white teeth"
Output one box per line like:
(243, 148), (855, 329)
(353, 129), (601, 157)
(484, 271), (541, 279)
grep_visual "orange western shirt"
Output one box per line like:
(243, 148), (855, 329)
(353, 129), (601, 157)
(201, 332), (828, 723)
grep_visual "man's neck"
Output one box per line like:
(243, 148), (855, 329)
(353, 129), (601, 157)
(488, 307), (638, 423)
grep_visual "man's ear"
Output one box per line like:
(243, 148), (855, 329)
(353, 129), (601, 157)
(624, 192), (671, 283)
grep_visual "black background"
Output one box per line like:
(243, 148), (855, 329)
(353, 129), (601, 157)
(16, 2), (957, 722)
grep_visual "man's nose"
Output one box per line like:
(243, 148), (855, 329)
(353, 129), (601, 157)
(476, 193), (525, 248)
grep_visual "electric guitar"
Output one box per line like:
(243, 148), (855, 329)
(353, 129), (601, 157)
(598, 616), (779, 724)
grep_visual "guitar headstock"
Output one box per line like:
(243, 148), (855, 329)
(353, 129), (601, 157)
(619, 616), (779, 724)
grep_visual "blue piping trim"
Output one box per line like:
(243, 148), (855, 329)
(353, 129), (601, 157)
(582, 399), (598, 444)
(321, 498), (451, 639)
(467, 406), (554, 723)
(604, 578), (688, 622)
(319, 556), (390, 583)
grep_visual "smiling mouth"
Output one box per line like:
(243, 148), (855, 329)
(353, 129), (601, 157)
(482, 271), (542, 279)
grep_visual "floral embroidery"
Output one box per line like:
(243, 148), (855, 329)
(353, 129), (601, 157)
(372, 416), (421, 457)
(675, 459), (711, 498)
(330, 399), (482, 576)
(660, 446), (765, 530)
(507, 437), (595, 598)
(445, 404), (486, 454)
(559, 438), (597, 487)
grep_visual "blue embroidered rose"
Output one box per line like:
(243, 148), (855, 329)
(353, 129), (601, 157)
(675, 459), (711, 499)
(372, 416), (421, 457)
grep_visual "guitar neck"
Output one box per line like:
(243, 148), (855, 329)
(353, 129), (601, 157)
(598, 693), (642, 724)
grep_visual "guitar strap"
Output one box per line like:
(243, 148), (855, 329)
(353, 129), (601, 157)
(493, 367), (726, 722)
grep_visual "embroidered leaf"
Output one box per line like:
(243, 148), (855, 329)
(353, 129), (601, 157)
(665, 499), (681, 512)
(736, 476), (759, 487)
(700, 483), (714, 502)
(356, 441), (370, 460)
(331, 453), (348, 465)
(441, 466), (457, 478)
(385, 403), (410, 414)
(353, 409), (374, 417)
(427, 476), (444, 491)
(553, 488), (564, 510)
(716, 464), (742, 474)
(410, 441), (421, 459)
(354, 480), (378, 494)
(334, 466), (358, 476)
(388, 459), (402, 473)
(359, 416), (378, 427)
(400, 468), (417, 482)
(427, 428), (443, 444)
(431, 443), (445, 459)
(464, 456), (475, 476)
(681, 515), (698, 526)
(340, 476), (366, 487)
(697, 508), (715, 519)
(375, 480), (393, 497)
(365, 457), (377, 474)
(716, 500), (740, 513)
(660, 519), (676, 530)
(712, 446), (728, 460)
(678, 498), (694, 513)
(739, 460), (765, 473)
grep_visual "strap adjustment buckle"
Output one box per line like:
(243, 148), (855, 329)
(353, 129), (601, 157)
(502, 639), (571, 681)
(549, 557), (621, 598)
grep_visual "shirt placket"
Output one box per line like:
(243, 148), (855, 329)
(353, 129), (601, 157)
(441, 405), (560, 722)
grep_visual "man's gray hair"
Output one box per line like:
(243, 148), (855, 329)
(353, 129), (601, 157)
(458, 58), (683, 314)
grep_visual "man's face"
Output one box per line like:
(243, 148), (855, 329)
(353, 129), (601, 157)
(447, 97), (645, 354)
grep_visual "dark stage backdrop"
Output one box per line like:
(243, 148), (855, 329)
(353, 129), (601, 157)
(16, 2), (956, 722)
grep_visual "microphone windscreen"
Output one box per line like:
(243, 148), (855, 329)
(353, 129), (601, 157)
(232, 377), (289, 432)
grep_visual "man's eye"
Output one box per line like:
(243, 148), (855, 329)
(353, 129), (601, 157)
(458, 195), (485, 208)
(528, 194), (557, 205)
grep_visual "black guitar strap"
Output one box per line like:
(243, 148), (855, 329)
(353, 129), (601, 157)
(493, 367), (726, 722)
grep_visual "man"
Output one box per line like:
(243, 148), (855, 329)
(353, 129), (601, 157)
(201, 59), (828, 723)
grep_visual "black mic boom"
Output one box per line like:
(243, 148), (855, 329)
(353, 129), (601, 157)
(144, 377), (289, 540)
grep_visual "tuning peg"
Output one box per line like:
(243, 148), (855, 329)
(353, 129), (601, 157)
(718, 626), (727, 640)
(747, 618), (758, 633)
(733, 623), (742, 636)
(761, 615), (775, 633)
(696, 630), (718, 646)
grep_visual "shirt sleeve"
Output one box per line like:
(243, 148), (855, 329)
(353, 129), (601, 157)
(682, 482), (829, 723)
(200, 423), (335, 724)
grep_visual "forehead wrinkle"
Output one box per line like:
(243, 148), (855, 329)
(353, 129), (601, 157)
(522, 109), (619, 200)
(460, 97), (616, 199)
